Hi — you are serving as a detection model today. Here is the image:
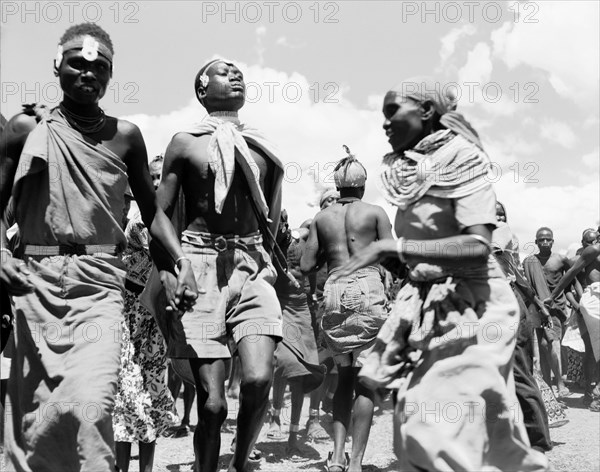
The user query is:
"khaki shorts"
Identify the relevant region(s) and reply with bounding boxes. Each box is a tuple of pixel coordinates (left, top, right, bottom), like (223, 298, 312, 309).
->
(166, 231, 282, 359)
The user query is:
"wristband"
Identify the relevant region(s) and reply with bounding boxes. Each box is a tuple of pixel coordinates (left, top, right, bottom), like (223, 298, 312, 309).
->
(396, 237, 406, 264)
(0, 248, 13, 258)
(175, 256, 191, 270)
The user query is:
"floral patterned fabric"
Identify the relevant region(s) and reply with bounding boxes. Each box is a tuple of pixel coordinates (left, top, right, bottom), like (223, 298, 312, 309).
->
(112, 213, 179, 443)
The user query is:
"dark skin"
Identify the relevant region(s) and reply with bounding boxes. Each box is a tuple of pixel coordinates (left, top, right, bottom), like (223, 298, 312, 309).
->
(0, 44, 197, 312)
(546, 241, 600, 392)
(156, 61, 278, 472)
(300, 187, 393, 472)
(547, 242, 600, 300)
(530, 228, 573, 393)
(301, 188, 393, 274)
(333, 93, 492, 279)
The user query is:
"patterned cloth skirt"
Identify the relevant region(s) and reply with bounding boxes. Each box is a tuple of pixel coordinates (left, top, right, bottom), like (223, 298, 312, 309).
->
(533, 369, 568, 428)
(112, 289, 179, 443)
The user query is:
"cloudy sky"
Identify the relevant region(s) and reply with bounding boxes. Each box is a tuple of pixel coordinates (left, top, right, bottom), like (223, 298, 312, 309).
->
(2, 1, 598, 255)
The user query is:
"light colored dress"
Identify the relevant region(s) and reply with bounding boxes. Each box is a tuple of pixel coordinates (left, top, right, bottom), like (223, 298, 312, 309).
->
(360, 129, 549, 471)
(112, 212, 178, 443)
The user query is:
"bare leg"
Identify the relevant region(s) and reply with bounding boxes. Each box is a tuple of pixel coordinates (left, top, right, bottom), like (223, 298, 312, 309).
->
(331, 364, 354, 467)
(268, 369, 285, 438)
(182, 381, 196, 427)
(229, 335, 276, 472)
(287, 379, 307, 457)
(347, 373, 375, 472)
(115, 441, 132, 472)
(537, 332, 552, 386)
(190, 358, 228, 472)
(227, 354, 242, 399)
(168, 365, 182, 402)
(551, 340, 568, 395)
(138, 441, 155, 472)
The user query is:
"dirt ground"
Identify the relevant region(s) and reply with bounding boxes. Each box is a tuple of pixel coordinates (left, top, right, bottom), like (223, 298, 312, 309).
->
(1, 386, 598, 471)
(134, 387, 598, 472)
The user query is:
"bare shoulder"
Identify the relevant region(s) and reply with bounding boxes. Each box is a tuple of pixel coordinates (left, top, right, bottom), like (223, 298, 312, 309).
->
(3, 112, 38, 143)
(114, 117, 143, 141)
(362, 201, 388, 216)
(166, 132, 211, 161)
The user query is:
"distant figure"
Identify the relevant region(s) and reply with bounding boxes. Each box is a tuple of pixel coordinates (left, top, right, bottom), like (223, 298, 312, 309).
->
(546, 231, 600, 412)
(523, 227, 573, 398)
(302, 147, 393, 472)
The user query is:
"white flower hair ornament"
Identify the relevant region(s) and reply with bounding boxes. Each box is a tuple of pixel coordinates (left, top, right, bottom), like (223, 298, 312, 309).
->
(81, 36, 100, 61)
(54, 45, 64, 71)
(199, 73, 210, 89)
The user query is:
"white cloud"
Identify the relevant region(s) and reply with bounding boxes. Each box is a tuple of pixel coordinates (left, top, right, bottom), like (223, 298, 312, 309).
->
(492, 1, 600, 107)
(540, 119, 577, 149)
(275, 36, 304, 49)
(457, 42, 493, 86)
(255, 26, 267, 66)
(438, 24, 477, 66)
(582, 149, 599, 171)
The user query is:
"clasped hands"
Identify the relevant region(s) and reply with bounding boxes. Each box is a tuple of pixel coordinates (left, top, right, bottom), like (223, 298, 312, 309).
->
(160, 259, 203, 318)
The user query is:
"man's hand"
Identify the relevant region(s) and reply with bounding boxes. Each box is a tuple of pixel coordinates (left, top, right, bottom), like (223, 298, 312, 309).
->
(160, 264, 201, 318)
(174, 260, 199, 312)
(331, 240, 393, 281)
(0, 255, 34, 296)
(538, 298, 553, 329)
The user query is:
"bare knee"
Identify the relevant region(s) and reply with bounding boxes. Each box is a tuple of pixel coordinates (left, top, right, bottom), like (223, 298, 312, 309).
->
(201, 397, 227, 425)
(241, 370, 272, 392)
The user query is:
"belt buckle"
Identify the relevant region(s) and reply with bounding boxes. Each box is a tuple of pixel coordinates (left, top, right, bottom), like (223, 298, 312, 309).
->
(214, 236, 228, 252)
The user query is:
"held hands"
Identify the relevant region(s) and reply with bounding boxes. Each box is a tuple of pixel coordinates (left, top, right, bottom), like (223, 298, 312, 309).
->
(0, 254, 34, 296)
(160, 259, 202, 318)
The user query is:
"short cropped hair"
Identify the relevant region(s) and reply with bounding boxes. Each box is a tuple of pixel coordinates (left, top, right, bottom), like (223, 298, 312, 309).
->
(59, 23, 114, 54)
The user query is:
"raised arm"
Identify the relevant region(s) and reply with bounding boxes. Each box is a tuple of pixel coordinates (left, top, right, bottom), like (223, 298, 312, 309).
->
(123, 124, 197, 312)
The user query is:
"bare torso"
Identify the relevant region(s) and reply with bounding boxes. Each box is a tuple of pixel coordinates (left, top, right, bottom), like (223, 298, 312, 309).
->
(582, 244, 600, 287)
(175, 133, 275, 235)
(314, 199, 387, 272)
(537, 252, 569, 284)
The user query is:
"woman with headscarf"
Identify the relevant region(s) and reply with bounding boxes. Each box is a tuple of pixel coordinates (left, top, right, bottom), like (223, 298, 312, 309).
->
(333, 78, 548, 471)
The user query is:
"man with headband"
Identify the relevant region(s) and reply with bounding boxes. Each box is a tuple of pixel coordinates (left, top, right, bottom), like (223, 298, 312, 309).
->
(333, 78, 548, 470)
(0, 23, 197, 471)
(301, 147, 393, 472)
(142, 58, 284, 472)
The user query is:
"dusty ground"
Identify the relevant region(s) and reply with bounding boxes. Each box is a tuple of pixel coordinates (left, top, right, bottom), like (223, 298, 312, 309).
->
(136, 387, 598, 472)
(1, 387, 598, 471)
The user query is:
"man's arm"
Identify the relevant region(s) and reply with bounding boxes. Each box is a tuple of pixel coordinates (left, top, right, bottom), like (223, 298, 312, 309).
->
(523, 256, 552, 299)
(0, 114, 36, 295)
(122, 124, 197, 311)
(300, 217, 321, 274)
(547, 245, 600, 302)
(376, 207, 394, 241)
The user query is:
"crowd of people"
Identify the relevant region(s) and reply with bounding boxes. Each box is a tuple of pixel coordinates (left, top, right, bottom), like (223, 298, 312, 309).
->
(0, 22, 598, 472)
